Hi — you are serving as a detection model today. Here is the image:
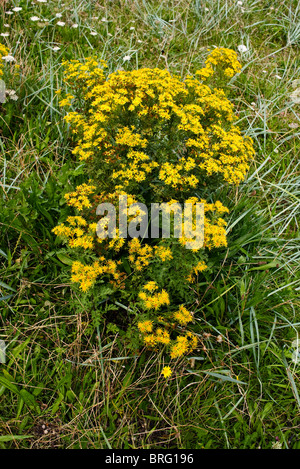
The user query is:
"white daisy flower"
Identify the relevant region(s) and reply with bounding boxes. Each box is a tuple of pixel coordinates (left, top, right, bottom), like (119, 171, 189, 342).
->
(56, 21, 65, 26)
(130, 26, 135, 30)
(123, 55, 131, 61)
(0, 33, 9, 37)
(237, 44, 248, 53)
(2, 55, 15, 62)
(71, 24, 78, 28)
(37, 0, 48, 2)
(30, 16, 40, 21)
(52, 46, 61, 51)
(90, 31, 98, 36)
(237, 1, 243, 5)
(137, 40, 143, 43)
(6, 11, 13, 15)
(4, 24, 10, 27)
(12, 7, 22, 12)
(55, 13, 63, 18)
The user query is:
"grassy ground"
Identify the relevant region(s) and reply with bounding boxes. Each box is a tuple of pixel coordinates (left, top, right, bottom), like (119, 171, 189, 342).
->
(0, 0, 299, 449)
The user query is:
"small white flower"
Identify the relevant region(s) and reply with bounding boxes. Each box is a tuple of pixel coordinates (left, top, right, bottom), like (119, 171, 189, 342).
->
(52, 46, 61, 51)
(205, 7, 209, 11)
(6, 11, 13, 15)
(6, 89, 18, 100)
(71, 23, 78, 28)
(90, 31, 98, 36)
(271, 441, 282, 450)
(237, 1, 243, 5)
(12, 7, 22, 12)
(101, 17, 107, 22)
(37, 0, 48, 2)
(4, 24, 10, 27)
(262, 70, 267, 73)
(55, 13, 63, 18)
(237, 44, 248, 53)
(130, 26, 135, 30)
(137, 40, 143, 43)
(2, 55, 15, 62)
(0, 33, 9, 37)
(30, 16, 40, 21)
(56, 21, 65, 26)
(92, 16, 99, 20)
(123, 55, 131, 61)
(274, 74, 282, 79)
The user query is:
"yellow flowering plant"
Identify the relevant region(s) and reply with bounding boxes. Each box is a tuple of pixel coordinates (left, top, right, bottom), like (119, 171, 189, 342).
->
(0, 43, 9, 77)
(53, 48, 255, 365)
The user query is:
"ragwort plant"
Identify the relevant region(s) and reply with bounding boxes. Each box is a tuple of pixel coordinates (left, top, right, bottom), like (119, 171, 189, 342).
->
(53, 48, 255, 371)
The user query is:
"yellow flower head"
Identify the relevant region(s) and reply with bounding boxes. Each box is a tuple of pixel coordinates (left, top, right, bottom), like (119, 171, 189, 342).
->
(161, 366, 172, 378)
(137, 320, 153, 334)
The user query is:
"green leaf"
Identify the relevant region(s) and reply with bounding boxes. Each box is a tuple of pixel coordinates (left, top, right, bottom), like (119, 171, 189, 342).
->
(0, 435, 33, 442)
(0, 375, 20, 395)
(249, 261, 279, 271)
(51, 392, 64, 415)
(20, 389, 41, 413)
(187, 370, 247, 385)
(56, 253, 74, 265)
(0, 294, 13, 302)
(0, 281, 16, 293)
(0, 249, 8, 259)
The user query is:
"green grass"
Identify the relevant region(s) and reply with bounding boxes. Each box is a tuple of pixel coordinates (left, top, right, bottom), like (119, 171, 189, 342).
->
(0, 0, 299, 449)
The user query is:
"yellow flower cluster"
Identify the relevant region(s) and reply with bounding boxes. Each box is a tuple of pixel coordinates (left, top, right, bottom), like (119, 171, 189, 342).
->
(64, 182, 96, 211)
(196, 47, 242, 80)
(170, 333, 198, 359)
(52, 216, 96, 250)
(186, 260, 208, 283)
(128, 238, 173, 271)
(176, 198, 229, 251)
(138, 283, 170, 310)
(112, 150, 159, 186)
(137, 320, 154, 334)
(138, 312, 198, 360)
(71, 258, 122, 292)
(141, 327, 172, 347)
(61, 56, 107, 93)
(138, 301, 196, 350)
(0, 43, 9, 76)
(60, 49, 254, 186)
(173, 305, 194, 325)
